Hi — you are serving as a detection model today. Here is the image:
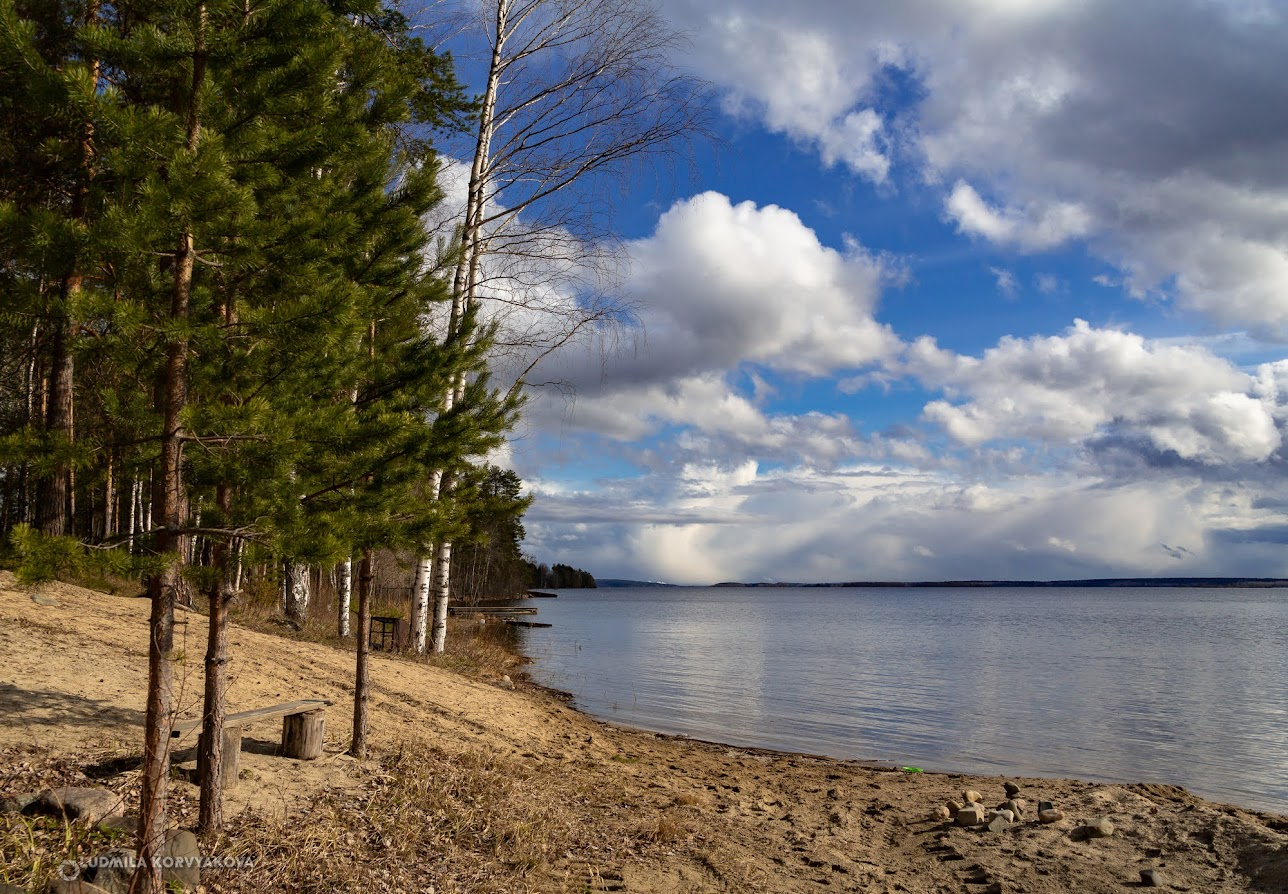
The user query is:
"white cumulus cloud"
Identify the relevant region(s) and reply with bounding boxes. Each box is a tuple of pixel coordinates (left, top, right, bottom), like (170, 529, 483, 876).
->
(904, 320, 1282, 464)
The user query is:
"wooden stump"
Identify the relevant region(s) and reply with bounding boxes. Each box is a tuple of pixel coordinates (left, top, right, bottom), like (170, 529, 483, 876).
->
(282, 709, 325, 759)
(198, 725, 242, 791)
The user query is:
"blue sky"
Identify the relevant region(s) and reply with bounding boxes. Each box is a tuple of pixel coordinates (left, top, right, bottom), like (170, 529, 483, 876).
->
(438, 0, 1288, 584)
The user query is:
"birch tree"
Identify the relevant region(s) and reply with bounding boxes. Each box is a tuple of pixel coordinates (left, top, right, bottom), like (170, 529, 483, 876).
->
(417, 0, 708, 652)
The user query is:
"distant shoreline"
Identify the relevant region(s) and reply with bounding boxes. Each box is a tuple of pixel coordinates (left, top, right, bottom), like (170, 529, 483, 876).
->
(598, 577, 1288, 589)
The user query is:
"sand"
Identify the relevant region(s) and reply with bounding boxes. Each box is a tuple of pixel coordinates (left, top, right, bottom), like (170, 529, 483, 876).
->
(2, 571, 1286, 893)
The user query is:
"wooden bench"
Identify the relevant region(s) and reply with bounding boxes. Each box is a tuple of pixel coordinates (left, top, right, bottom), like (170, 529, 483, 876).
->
(171, 699, 332, 790)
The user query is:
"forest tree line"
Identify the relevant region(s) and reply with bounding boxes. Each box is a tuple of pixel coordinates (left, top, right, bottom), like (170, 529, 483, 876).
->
(527, 560, 596, 589)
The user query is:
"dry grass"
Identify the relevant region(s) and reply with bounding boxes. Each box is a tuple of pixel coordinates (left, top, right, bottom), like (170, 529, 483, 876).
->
(2, 739, 670, 894)
(644, 811, 686, 846)
(672, 792, 705, 808)
(198, 742, 648, 893)
(0, 811, 127, 890)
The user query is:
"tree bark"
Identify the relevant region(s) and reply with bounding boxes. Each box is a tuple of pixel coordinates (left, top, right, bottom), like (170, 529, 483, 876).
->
(197, 483, 234, 835)
(282, 710, 324, 760)
(336, 556, 352, 638)
(34, 314, 74, 536)
(430, 516, 453, 654)
(350, 550, 373, 758)
(409, 552, 432, 653)
(101, 452, 114, 541)
(285, 562, 310, 628)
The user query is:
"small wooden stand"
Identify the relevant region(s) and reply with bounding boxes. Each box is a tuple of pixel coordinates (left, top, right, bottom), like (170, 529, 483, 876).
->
(197, 726, 243, 790)
(282, 709, 325, 760)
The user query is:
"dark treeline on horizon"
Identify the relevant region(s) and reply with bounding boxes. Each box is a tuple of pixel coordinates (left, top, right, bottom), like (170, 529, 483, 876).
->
(526, 561, 596, 589)
(710, 578, 1288, 589)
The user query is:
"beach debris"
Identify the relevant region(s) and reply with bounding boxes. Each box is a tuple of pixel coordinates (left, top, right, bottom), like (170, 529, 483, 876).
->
(1140, 868, 1166, 887)
(1004, 781, 1022, 797)
(901, 766, 923, 773)
(1038, 808, 1064, 824)
(956, 803, 988, 826)
(499, 675, 516, 690)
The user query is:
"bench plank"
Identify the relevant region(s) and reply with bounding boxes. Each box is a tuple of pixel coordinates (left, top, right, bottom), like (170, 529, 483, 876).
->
(171, 699, 333, 737)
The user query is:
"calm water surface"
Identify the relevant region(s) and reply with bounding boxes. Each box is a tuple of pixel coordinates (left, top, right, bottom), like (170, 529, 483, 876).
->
(520, 587, 1288, 815)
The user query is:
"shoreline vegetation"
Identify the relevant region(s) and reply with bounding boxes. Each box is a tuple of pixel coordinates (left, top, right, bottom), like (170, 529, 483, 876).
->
(3, 572, 1287, 893)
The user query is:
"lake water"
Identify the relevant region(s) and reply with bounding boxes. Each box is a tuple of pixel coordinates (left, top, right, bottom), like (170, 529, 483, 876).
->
(520, 586, 1288, 815)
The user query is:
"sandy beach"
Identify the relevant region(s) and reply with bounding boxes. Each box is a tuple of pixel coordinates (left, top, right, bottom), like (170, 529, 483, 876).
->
(2, 572, 1285, 893)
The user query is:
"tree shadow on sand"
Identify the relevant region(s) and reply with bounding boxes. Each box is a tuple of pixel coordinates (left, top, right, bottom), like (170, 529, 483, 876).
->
(0, 682, 145, 741)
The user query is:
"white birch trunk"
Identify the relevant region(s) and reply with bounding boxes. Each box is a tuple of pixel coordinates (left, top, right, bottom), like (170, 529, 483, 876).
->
(231, 540, 243, 594)
(127, 478, 139, 553)
(430, 535, 453, 654)
(409, 553, 432, 653)
(337, 556, 353, 638)
(429, 2, 506, 652)
(285, 562, 310, 628)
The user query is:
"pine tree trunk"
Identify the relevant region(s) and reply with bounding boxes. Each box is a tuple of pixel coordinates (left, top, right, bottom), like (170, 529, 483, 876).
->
(350, 550, 373, 758)
(34, 305, 74, 536)
(137, 8, 203, 890)
(197, 484, 234, 835)
(101, 452, 114, 541)
(337, 556, 352, 638)
(136, 231, 191, 894)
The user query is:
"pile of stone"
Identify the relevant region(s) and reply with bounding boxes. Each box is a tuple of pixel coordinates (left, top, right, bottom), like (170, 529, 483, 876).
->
(929, 781, 1166, 887)
(1, 785, 200, 894)
(934, 781, 1090, 833)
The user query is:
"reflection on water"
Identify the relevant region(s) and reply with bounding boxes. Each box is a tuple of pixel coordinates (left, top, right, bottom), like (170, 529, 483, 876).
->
(521, 587, 1288, 815)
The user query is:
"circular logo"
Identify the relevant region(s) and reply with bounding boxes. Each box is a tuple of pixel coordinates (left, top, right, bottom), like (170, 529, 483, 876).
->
(57, 861, 80, 881)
